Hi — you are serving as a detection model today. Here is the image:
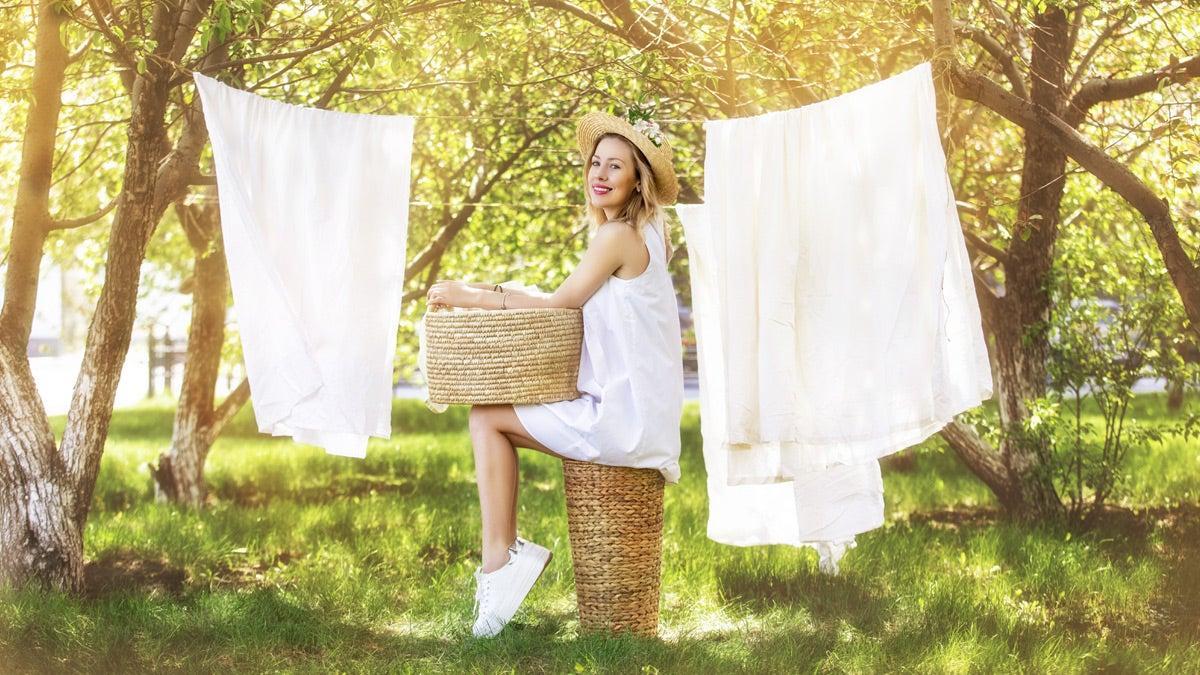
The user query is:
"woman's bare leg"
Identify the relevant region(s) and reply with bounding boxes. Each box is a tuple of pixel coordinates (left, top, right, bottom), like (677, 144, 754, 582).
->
(468, 404, 566, 573)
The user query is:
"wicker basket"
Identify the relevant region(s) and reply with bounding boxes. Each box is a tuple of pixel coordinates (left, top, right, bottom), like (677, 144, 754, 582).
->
(422, 307, 583, 405)
(562, 459, 665, 637)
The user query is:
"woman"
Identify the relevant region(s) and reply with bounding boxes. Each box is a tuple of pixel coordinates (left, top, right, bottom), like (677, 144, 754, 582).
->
(426, 110, 684, 638)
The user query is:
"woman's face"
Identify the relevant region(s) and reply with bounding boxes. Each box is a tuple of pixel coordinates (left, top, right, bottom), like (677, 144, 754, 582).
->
(587, 135, 638, 214)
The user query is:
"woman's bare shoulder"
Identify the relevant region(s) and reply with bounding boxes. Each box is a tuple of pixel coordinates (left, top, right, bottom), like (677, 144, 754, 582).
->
(598, 218, 636, 231)
(594, 220, 642, 248)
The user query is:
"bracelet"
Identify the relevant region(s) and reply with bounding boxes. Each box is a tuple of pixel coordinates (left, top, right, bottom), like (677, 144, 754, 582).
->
(493, 283, 503, 293)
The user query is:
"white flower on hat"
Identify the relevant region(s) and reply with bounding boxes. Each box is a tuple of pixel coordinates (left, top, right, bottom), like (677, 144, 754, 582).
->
(631, 118, 664, 147)
(626, 103, 665, 148)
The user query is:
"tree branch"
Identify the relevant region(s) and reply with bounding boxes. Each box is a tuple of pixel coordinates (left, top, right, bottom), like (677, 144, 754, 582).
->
(203, 377, 250, 445)
(83, 0, 137, 69)
(955, 22, 1028, 100)
(931, 1, 1200, 339)
(1067, 54, 1200, 126)
(47, 193, 120, 231)
(963, 228, 1011, 266)
(529, 0, 621, 36)
(403, 105, 581, 284)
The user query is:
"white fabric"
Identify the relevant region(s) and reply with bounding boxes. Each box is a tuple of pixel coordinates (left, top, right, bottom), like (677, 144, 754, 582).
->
(193, 73, 414, 458)
(678, 61, 993, 573)
(514, 221, 684, 483)
(679, 203, 881, 574)
(698, 61, 992, 482)
(416, 280, 546, 414)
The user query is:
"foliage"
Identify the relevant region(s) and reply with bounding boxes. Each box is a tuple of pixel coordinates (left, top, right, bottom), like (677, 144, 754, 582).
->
(1007, 197, 1200, 526)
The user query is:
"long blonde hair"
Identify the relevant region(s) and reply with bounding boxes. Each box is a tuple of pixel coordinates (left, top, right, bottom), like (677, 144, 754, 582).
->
(582, 133, 674, 262)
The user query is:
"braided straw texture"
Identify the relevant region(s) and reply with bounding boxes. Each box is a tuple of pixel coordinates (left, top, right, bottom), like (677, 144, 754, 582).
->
(423, 307, 583, 404)
(562, 458, 665, 636)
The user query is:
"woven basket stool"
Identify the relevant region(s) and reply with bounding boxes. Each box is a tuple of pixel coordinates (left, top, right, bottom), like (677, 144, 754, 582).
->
(562, 459, 665, 637)
(422, 307, 583, 405)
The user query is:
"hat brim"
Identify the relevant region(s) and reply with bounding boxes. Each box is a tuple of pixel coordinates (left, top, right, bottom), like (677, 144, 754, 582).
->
(576, 111, 679, 205)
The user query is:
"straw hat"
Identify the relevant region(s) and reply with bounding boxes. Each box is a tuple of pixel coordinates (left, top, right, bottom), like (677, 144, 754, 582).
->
(576, 110, 679, 205)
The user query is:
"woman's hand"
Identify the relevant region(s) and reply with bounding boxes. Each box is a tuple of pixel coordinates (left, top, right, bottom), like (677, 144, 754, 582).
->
(427, 279, 482, 308)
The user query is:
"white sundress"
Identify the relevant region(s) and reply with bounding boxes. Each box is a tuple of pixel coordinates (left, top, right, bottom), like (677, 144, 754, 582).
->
(514, 220, 684, 483)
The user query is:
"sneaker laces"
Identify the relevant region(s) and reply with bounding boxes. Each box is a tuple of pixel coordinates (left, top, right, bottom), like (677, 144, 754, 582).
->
(472, 545, 518, 620)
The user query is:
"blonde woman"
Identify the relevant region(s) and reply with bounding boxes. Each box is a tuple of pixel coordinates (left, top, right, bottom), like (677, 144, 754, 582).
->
(426, 110, 684, 637)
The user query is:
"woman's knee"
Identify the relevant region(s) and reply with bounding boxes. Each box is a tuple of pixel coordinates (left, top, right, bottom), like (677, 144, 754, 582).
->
(468, 405, 503, 439)
(468, 405, 487, 436)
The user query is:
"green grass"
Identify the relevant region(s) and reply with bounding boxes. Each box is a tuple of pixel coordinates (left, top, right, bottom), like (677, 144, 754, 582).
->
(1, 394, 1198, 672)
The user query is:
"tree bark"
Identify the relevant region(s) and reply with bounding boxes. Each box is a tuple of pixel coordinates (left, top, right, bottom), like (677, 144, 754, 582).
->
(0, 0, 85, 593)
(58, 78, 177, 532)
(0, 0, 207, 592)
(933, 4, 1068, 519)
(55, 1, 211, 535)
(0, 337, 83, 592)
(150, 201, 229, 507)
(988, 6, 1070, 519)
(0, 0, 67, 347)
(932, 0, 1200, 520)
(932, 13, 1200, 339)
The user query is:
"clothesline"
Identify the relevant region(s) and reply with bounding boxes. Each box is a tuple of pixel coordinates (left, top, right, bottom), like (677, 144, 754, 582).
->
(408, 115, 707, 123)
(409, 201, 697, 209)
(401, 98, 1197, 120)
(189, 195, 698, 209)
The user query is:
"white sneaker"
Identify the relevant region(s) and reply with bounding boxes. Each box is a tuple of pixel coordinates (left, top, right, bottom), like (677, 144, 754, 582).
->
(471, 536, 552, 638)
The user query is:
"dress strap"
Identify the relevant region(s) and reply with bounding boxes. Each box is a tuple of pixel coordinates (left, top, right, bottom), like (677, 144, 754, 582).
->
(648, 223, 667, 260)
(643, 221, 664, 262)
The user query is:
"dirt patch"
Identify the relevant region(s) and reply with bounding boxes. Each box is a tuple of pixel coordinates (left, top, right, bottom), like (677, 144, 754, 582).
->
(207, 549, 304, 588)
(83, 550, 187, 599)
(904, 506, 1003, 529)
(880, 449, 920, 473)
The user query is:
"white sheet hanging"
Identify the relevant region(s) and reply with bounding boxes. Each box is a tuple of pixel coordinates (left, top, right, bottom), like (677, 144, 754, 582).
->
(679, 203, 883, 575)
(697, 61, 992, 483)
(193, 73, 415, 458)
(679, 62, 993, 573)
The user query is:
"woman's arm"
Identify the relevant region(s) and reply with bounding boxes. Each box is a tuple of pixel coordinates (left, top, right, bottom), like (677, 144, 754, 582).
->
(430, 223, 632, 310)
(465, 281, 550, 299)
(538, 222, 633, 308)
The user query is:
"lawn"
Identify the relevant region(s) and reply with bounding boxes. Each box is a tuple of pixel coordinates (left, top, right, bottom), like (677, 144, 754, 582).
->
(1, 395, 1198, 672)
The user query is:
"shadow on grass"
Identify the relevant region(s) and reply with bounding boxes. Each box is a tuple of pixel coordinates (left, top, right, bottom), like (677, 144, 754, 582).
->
(208, 450, 480, 508)
(716, 502, 1200, 651)
(83, 548, 311, 597)
(716, 562, 889, 634)
(4, 583, 454, 673)
(84, 549, 188, 599)
(1142, 503, 1200, 640)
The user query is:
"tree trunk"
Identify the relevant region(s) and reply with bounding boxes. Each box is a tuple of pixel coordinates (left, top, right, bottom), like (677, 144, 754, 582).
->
(0, 337, 83, 592)
(0, 0, 85, 592)
(58, 69, 177, 532)
(1166, 379, 1185, 413)
(932, 3, 1070, 520)
(150, 201, 229, 507)
(984, 7, 1071, 520)
(0, 0, 206, 592)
